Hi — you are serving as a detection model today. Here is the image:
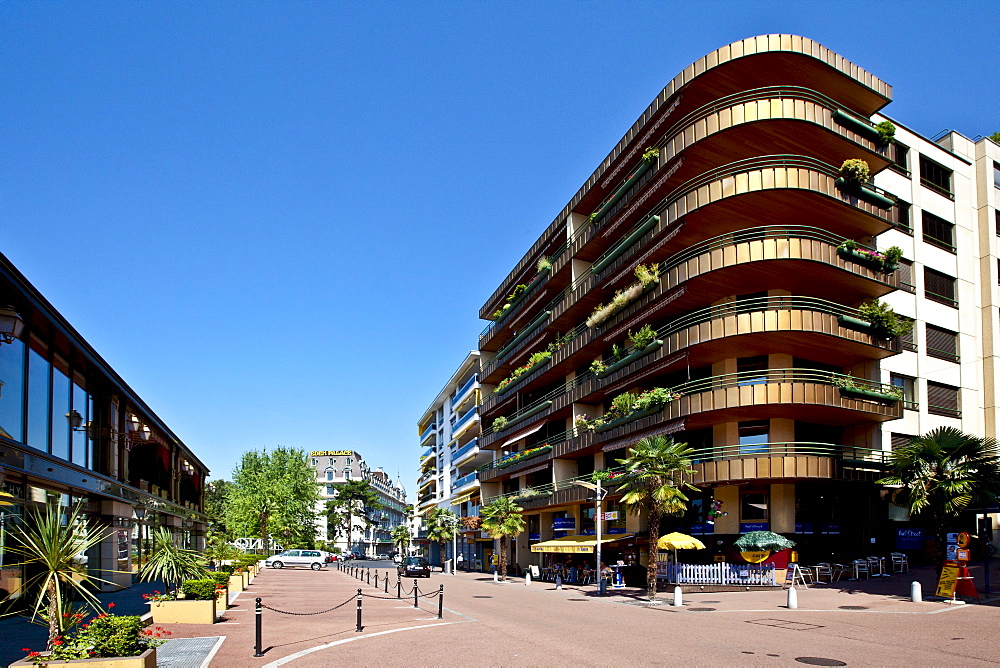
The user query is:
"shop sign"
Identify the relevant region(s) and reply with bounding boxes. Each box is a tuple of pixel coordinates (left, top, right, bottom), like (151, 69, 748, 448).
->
(598, 512, 619, 521)
(689, 523, 712, 534)
(935, 561, 960, 598)
(607, 527, 626, 534)
(529, 533, 541, 541)
(895, 528, 923, 550)
(580, 529, 595, 535)
(740, 522, 768, 532)
(553, 518, 575, 531)
(310, 450, 354, 457)
(794, 522, 814, 533)
(823, 523, 841, 534)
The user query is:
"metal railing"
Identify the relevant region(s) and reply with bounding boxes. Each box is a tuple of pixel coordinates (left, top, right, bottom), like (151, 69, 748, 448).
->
(419, 424, 436, 442)
(452, 438, 479, 462)
(451, 406, 478, 432)
(483, 466, 630, 503)
(452, 471, 478, 489)
(451, 375, 478, 406)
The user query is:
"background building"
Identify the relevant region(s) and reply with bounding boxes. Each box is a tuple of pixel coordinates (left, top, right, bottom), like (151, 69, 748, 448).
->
(0, 251, 209, 593)
(309, 449, 407, 557)
(425, 35, 999, 576)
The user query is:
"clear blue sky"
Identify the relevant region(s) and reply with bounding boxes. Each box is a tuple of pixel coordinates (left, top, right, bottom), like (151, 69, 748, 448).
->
(2, 1, 997, 493)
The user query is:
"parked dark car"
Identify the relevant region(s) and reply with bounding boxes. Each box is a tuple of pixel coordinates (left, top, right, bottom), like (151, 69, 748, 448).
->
(397, 556, 430, 578)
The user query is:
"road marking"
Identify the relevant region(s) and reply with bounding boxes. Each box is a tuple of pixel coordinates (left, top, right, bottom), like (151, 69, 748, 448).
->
(200, 636, 226, 668)
(262, 621, 463, 667)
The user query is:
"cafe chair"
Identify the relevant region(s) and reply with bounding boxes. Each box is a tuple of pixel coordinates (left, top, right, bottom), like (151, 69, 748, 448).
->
(890, 552, 909, 573)
(851, 559, 870, 580)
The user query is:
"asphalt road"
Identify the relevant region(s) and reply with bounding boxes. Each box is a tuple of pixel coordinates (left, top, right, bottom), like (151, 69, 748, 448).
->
(161, 562, 1000, 666)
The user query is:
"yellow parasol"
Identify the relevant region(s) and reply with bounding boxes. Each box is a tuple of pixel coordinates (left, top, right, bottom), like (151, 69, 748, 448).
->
(657, 532, 706, 550)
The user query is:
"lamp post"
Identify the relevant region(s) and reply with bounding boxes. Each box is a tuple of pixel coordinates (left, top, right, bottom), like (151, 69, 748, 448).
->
(572, 478, 608, 592)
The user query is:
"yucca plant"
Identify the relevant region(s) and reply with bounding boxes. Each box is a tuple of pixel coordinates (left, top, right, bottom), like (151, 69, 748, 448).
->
(6, 502, 111, 648)
(138, 526, 207, 592)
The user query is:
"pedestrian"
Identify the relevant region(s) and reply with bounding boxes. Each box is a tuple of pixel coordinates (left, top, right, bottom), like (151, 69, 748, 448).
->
(457, 553, 465, 571)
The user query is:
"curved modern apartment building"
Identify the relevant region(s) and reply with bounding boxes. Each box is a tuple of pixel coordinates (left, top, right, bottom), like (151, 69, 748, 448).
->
(467, 35, 1000, 569)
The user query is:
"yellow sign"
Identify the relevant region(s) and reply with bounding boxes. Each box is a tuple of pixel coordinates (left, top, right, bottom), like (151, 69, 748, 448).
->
(935, 562, 959, 598)
(957, 532, 971, 548)
(310, 450, 353, 457)
(740, 550, 771, 563)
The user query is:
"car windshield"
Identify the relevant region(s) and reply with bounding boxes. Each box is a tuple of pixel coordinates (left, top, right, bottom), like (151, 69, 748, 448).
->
(405, 557, 428, 566)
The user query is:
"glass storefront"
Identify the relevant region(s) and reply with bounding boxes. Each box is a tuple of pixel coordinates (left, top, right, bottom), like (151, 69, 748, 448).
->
(0, 337, 24, 442)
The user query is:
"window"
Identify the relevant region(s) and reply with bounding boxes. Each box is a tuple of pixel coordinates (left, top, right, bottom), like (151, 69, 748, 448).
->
(891, 433, 916, 450)
(890, 374, 916, 409)
(899, 316, 917, 352)
(922, 211, 955, 252)
(737, 355, 768, 386)
(26, 345, 50, 452)
(740, 492, 768, 521)
(898, 259, 915, 294)
(326, 485, 335, 495)
(927, 381, 960, 418)
(890, 142, 909, 175)
(925, 324, 959, 362)
(995, 209, 999, 236)
(325, 469, 334, 481)
(894, 200, 912, 234)
(994, 162, 1000, 190)
(919, 155, 953, 199)
(738, 420, 769, 454)
(924, 267, 957, 307)
(0, 336, 25, 442)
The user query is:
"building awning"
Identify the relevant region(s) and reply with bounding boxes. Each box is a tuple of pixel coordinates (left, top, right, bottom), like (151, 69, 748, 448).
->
(450, 491, 476, 505)
(530, 534, 635, 553)
(499, 422, 545, 449)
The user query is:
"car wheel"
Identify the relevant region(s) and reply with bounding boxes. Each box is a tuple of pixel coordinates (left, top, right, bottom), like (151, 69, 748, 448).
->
(272, 561, 283, 569)
(311, 562, 322, 571)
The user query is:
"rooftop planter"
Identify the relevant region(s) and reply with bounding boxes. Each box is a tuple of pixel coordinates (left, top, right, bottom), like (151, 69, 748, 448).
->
(586, 264, 660, 329)
(492, 400, 553, 433)
(591, 215, 660, 274)
(495, 444, 553, 469)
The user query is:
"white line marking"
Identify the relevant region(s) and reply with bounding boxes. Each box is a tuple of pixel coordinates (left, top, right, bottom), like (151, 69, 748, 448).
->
(200, 636, 226, 668)
(262, 621, 461, 667)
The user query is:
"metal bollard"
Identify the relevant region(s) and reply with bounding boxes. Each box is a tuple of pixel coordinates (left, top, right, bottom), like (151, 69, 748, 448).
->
(253, 597, 264, 657)
(366, 568, 370, 585)
(555, 574, 562, 590)
(355, 589, 363, 632)
(397, 574, 402, 599)
(911, 580, 922, 603)
(438, 584, 444, 619)
(413, 579, 419, 609)
(787, 586, 798, 609)
(525, 571, 531, 586)
(385, 571, 389, 593)
(374, 571, 379, 589)
(673, 585, 683, 607)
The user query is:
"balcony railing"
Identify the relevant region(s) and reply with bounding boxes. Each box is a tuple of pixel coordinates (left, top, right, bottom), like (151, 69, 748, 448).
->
(452, 438, 479, 462)
(419, 424, 436, 442)
(421, 447, 434, 460)
(453, 471, 479, 489)
(452, 374, 478, 406)
(451, 406, 478, 433)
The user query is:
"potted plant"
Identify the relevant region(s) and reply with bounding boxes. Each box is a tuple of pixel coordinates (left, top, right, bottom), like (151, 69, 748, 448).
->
(586, 264, 660, 328)
(833, 375, 903, 403)
(836, 159, 895, 209)
(208, 571, 230, 611)
(12, 607, 168, 668)
(857, 300, 913, 339)
(147, 578, 218, 625)
(875, 120, 896, 147)
(138, 526, 208, 598)
(837, 240, 903, 273)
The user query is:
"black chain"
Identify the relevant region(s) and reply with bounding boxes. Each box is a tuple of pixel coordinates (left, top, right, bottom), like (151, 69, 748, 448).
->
(259, 594, 356, 616)
(359, 592, 400, 600)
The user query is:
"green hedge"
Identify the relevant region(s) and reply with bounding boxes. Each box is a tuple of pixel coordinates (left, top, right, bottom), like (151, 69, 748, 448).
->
(182, 578, 218, 601)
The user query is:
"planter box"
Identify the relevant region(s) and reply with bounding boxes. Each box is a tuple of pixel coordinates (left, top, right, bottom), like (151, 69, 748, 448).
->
(495, 445, 553, 469)
(494, 310, 552, 360)
(228, 574, 244, 592)
(592, 215, 660, 274)
(836, 315, 873, 332)
(595, 405, 663, 433)
(494, 268, 550, 325)
(9, 649, 156, 668)
(597, 340, 663, 378)
(495, 358, 550, 396)
(498, 400, 553, 432)
(150, 598, 217, 625)
(215, 586, 229, 611)
(838, 386, 900, 403)
(832, 109, 882, 143)
(835, 178, 894, 209)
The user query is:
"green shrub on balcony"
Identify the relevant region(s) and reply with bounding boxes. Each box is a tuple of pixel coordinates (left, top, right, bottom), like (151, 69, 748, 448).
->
(833, 376, 903, 402)
(492, 416, 508, 431)
(858, 300, 913, 339)
(537, 256, 552, 272)
(875, 121, 896, 147)
(576, 386, 681, 432)
(586, 263, 660, 328)
(837, 240, 903, 273)
(494, 444, 553, 469)
(839, 159, 870, 185)
(494, 350, 552, 394)
(641, 147, 660, 164)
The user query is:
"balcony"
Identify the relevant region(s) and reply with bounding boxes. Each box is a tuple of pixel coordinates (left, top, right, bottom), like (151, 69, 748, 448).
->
(452, 438, 480, 465)
(420, 423, 436, 443)
(452, 374, 478, 408)
(689, 441, 889, 484)
(452, 471, 479, 491)
(420, 447, 435, 463)
(451, 406, 478, 435)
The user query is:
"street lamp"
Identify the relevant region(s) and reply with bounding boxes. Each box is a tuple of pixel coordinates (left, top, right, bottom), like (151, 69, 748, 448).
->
(573, 478, 608, 593)
(0, 306, 25, 345)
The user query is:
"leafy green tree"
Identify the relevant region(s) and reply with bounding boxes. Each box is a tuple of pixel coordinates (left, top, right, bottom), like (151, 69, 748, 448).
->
(878, 427, 1000, 565)
(425, 508, 458, 567)
(480, 496, 526, 581)
(5, 503, 109, 648)
(988, 131, 1000, 144)
(617, 435, 696, 600)
(204, 480, 232, 539)
(327, 480, 383, 554)
(225, 447, 319, 548)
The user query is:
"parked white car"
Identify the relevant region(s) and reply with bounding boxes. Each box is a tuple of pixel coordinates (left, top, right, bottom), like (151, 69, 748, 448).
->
(264, 549, 327, 570)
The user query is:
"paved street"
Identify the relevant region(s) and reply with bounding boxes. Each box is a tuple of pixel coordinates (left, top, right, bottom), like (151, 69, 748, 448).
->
(150, 559, 1000, 667)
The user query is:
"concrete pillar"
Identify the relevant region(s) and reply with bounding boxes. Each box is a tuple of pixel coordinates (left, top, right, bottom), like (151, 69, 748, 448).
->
(552, 458, 578, 484)
(770, 483, 795, 534)
(713, 486, 740, 534)
(97, 501, 132, 591)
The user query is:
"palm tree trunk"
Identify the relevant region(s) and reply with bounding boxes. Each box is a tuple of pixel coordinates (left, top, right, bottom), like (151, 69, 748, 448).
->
(647, 501, 661, 600)
(46, 579, 60, 648)
(498, 536, 508, 582)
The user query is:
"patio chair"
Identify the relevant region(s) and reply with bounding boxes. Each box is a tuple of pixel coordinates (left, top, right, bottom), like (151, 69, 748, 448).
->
(813, 563, 833, 583)
(831, 563, 849, 582)
(786, 563, 812, 588)
(866, 556, 885, 577)
(890, 552, 909, 573)
(851, 559, 869, 579)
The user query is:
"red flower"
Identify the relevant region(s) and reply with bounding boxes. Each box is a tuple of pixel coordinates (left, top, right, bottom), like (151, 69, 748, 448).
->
(53, 640, 63, 646)
(21, 649, 30, 652)
(28, 652, 40, 658)
(107, 603, 115, 608)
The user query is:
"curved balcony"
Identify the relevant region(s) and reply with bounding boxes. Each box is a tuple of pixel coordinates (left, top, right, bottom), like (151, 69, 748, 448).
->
(481, 226, 898, 395)
(688, 441, 889, 485)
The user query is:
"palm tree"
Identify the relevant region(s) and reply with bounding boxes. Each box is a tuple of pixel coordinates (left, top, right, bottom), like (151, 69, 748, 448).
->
(138, 526, 208, 592)
(7, 502, 110, 648)
(479, 495, 526, 581)
(878, 427, 1000, 565)
(424, 508, 458, 569)
(617, 435, 696, 600)
(391, 525, 412, 556)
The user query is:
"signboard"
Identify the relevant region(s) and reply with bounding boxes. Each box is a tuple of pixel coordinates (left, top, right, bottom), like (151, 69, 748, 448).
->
(795, 522, 814, 534)
(599, 512, 619, 521)
(955, 548, 971, 562)
(946, 544, 958, 560)
(935, 561, 960, 598)
(956, 532, 971, 548)
(741, 550, 770, 563)
(553, 518, 575, 531)
(741, 522, 769, 532)
(310, 450, 354, 457)
(689, 523, 712, 534)
(529, 533, 541, 541)
(946, 532, 959, 544)
(896, 528, 923, 550)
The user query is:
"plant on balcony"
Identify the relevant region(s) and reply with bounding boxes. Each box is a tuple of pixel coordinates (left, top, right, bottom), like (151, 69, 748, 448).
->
(858, 299, 913, 339)
(577, 386, 681, 431)
(461, 516, 482, 530)
(516, 487, 548, 501)
(641, 147, 660, 164)
(833, 375, 903, 400)
(628, 324, 657, 350)
(537, 256, 552, 272)
(589, 358, 608, 375)
(839, 159, 870, 185)
(837, 240, 903, 273)
(494, 350, 552, 394)
(491, 416, 508, 432)
(875, 121, 896, 147)
(591, 469, 635, 485)
(492, 263, 552, 320)
(586, 263, 660, 328)
(494, 444, 553, 469)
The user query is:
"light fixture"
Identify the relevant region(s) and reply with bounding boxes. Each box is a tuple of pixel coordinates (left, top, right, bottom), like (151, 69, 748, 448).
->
(0, 306, 25, 344)
(66, 410, 84, 431)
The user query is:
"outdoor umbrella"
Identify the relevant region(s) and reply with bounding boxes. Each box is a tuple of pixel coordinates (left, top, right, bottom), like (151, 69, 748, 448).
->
(657, 532, 706, 567)
(733, 530, 796, 552)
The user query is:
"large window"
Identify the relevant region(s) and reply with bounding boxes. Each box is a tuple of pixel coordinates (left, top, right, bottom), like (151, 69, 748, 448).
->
(890, 374, 917, 409)
(925, 324, 959, 362)
(50, 357, 71, 462)
(741, 492, 768, 521)
(894, 200, 912, 235)
(738, 420, 769, 454)
(737, 355, 768, 386)
(890, 142, 909, 175)
(919, 155, 953, 199)
(922, 211, 955, 252)
(924, 267, 957, 307)
(0, 337, 25, 441)
(26, 345, 50, 452)
(898, 259, 915, 294)
(927, 381, 960, 418)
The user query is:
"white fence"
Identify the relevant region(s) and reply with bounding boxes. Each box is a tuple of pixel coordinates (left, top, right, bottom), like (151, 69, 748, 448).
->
(658, 562, 776, 586)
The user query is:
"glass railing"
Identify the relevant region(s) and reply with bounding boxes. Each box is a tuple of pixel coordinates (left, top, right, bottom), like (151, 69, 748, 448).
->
(452, 438, 479, 461)
(453, 471, 478, 489)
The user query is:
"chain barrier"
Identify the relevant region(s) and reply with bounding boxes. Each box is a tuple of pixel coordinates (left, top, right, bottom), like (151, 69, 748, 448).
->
(359, 592, 401, 600)
(258, 594, 356, 616)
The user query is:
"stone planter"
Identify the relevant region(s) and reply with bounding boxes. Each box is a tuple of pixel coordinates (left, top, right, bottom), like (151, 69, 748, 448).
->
(228, 574, 244, 592)
(150, 598, 217, 625)
(215, 586, 229, 611)
(9, 649, 156, 668)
